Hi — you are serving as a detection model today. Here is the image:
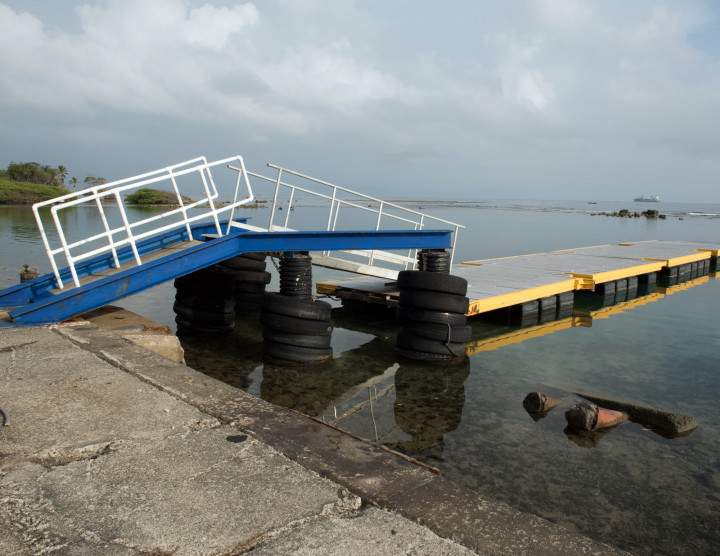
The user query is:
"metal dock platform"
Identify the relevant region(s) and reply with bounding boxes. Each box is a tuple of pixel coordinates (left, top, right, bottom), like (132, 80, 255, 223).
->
(317, 240, 720, 316)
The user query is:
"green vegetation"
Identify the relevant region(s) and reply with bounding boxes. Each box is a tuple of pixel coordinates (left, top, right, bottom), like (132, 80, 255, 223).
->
(125, 188, 192, 205)
(0, 177, 68, 204)
(0, 161, 107, 204)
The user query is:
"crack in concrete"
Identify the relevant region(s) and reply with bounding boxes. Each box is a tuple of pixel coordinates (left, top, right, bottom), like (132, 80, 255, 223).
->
(30, 441, 126, 469)
(230, 488, 363, 555)
(0, 341, 38, 354)
(180, 443, 252, 486)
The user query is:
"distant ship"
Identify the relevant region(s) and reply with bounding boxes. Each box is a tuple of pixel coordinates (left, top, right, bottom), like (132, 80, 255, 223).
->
(633, 195, 660, 203)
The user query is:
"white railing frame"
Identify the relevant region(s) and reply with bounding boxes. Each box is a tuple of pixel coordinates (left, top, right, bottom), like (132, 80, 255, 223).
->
(238, 164, 464, 271)
(33, 155, 254, 289)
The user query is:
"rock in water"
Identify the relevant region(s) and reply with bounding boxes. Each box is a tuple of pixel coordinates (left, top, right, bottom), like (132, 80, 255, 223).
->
(20, 264, 39, 283)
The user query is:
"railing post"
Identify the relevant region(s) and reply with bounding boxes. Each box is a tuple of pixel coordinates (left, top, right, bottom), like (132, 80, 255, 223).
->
(326, 188, 338, 231)
(284, 189, 295, 228)
(199, 167, 222, 236)
(51, 205, 80, 288)
(169, 172, 193, 241)
(450, 225, 460, 267)
(115, 190, 142, 267)
(95, 195, 120, 269)
(269, 168, 283, 231)
(33, 204, 63, 289)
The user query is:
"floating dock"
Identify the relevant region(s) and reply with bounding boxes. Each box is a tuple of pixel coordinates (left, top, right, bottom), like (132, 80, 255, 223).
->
(317, 240, 720, 318)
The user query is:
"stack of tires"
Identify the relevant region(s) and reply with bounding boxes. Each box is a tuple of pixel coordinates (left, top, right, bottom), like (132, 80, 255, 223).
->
(395, 270, 471, 361)
(278, 254, 313, 298)
(174, 265, 237, 332)
(260, 254, 334, 365)
(219, 252, 271, 312)
(417, 249, 451, 274)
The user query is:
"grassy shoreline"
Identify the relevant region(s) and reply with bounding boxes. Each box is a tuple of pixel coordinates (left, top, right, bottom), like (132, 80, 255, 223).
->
(0, 177, 68, 204)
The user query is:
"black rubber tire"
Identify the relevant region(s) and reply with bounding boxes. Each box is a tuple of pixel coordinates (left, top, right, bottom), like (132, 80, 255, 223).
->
(395, 347, 455, 361)
(262, 327, 332, 348)
(235, 302, 262, 312)
(235, 291, 265, 306)
(174, 295, 235, 313)
(173, 302, 235, 324)
(175, 316, 234, 332)
(175, 270, 236, 289)
(398, 290, 469, 314)
(280, 256, 312, 265)
(238, 252, 267, 261)
(260, 311, 334, 335)
(396, 306, 467, 326)
(397, 271, 467, 295)
(396, 330, 466, 356)
(402, 322, 472, 343)
(280, 271, 313, 280)
(233, 270, 272, 284)
(235, 281, 267, 294)
(263, 339, 332, 356)
(220, 257, 267, 271)
(261, 293, 331, 320)
(280, 274, 312, 287)
(175, 283, 235, 299)
(263, 342, 333, 365)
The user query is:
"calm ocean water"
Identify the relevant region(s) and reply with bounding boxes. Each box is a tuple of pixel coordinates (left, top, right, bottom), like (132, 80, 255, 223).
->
(2, 198, 719, 555)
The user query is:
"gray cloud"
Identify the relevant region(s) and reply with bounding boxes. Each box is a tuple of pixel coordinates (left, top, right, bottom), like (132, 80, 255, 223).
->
(1, 0, 719, 202)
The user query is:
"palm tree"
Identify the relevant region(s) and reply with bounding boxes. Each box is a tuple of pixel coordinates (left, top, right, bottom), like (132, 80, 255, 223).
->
(84, 175, 106, 188)
(70, 177, 78, 191)
(57, 165, 68, 187)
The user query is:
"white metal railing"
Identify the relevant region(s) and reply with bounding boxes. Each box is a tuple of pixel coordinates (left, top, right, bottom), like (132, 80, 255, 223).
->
(33, 155, 254, 289)
(231, 164, 465, 271)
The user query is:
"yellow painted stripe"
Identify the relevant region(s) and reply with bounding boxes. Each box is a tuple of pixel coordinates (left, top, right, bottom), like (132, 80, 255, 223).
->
(467, 279, 576, 315)
(643, 252, 710, 266)
(569, 261, 665, 285)
(656, 275, 709, 295)
(465, 316, 582, 356)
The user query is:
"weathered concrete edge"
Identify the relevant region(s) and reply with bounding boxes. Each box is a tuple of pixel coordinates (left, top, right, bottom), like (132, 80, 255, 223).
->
(54, 322, 628, 556)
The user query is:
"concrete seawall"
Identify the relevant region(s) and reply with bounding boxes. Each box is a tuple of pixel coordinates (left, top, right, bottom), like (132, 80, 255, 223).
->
(0, 320, 627, 554)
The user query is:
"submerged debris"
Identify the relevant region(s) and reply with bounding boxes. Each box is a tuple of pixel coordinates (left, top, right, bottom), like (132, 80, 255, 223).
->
(565, 402, 628, 432)
(522, 392, 562, 419)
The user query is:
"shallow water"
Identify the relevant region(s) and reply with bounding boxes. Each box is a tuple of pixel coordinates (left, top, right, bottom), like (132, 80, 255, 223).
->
(2, 200, 719, 554)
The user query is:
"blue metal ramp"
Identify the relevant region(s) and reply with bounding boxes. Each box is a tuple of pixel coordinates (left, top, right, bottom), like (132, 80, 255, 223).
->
(1, 155, 462, 327)
(0, 222, 451, 326)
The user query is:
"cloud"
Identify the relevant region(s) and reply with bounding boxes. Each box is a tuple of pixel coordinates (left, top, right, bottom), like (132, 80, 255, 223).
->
(1, 0, 720, 200)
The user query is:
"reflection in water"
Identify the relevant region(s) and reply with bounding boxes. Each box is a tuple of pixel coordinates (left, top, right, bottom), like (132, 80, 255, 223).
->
(262, 337, 394, 416)
(387, 357, 469, 465)
(563, 425, 616, 448)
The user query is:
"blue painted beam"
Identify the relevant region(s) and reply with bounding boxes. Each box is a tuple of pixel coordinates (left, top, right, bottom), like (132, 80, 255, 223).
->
(6, 228, 451, 325)
(0, 220, 236, 308)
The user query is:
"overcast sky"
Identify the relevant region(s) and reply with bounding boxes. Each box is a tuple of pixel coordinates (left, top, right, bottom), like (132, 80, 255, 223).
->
(1, 1, 719, 202)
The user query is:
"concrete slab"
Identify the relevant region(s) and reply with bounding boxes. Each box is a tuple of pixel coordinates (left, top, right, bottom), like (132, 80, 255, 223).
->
(0, 513, 29, 556)
(0, 326, 204, 458)
(250, 505, 476, 555)
(2, 427, 354, 554)
(74, 305, 185, 363)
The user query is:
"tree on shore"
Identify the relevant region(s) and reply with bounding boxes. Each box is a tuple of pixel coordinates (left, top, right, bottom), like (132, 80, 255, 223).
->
(83, 175, 106, 188)
(2, 162, 107, 194)
(4, 161, 72, 188)
(57, 165, 67, 187)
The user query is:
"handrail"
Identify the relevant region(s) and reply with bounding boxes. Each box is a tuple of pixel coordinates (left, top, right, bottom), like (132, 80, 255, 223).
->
(33, 155, 253, 289)
(239, 164, 464, 270)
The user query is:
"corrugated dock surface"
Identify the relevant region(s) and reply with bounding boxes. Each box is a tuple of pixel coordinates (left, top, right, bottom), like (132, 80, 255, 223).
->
(317, 240, 720, 316)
